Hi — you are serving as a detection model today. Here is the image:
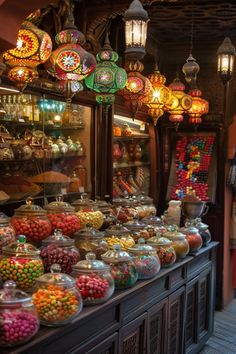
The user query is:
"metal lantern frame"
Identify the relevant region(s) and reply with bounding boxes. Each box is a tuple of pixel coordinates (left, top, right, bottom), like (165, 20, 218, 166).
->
(217, 37, 236, 85)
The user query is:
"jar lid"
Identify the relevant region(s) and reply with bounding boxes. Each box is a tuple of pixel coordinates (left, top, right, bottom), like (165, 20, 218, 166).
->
(2, 235, 40, 256)
(36, 264, 75, 287)
(15, 197, 46, 216)
(138, 193, 154, 205)
(112, 197, 129, 207)
(42, 229, 75, 246)
(101, 244, 132, 263)
(163, 226, 186, 240)
(180, 224, 200, 235)
(0, 281, 31, 305)
(194, 218, 208, 230)
(142, 216, 163, 226)
(44, 200, 75, 213)
(71, 193, 95, 210)
(105, 224, 130, 237)
(123, 219, 146, 231)
(128, 238, 157, 255)
(72, 252, 110, 272)
(74, 225, 104, 239)
(0, 212, 10, 225)
(147, 236, 172, 246)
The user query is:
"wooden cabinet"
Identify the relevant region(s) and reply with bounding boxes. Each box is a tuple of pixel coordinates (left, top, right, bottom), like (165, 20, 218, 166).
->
(119, 313, 147, 354)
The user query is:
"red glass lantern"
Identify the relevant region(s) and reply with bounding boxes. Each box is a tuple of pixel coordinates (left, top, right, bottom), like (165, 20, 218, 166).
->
(187, 88, 209, 124)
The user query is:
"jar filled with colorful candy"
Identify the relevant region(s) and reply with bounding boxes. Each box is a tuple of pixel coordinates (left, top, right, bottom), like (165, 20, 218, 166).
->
(71, 252, 114, 305)
(32, 264, 83, 326)
(128, 239, 160, 279)
(0, 235, 44, 291)
(146, 236, 176, 268)
(105, 224, 135, 251)
(163, 226, 189, 259)
(101, 245, 138, 289)
(0, 212, 15, 254)
(180, 223, 203, 253)
(72, 194, 104, 230)
(0, 280, 39, 347)
(123, 219, 150, 242)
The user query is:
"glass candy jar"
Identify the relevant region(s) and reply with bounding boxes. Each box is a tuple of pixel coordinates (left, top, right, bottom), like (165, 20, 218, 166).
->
(0, 235, 44, 291)
(138, 194, 157, 218)
(0, 212, 15, 254)
(105, 224, 135, 251)
(72, 194, 104, 230)
(101, 245, 138, 289)
(147, 236, 176, 268)
(123, 219, 150, 242)
(0, 281, 39, 347)
(44, 200, 80, 237)
(11, 198, 52, 245)
(74, 226, 108, 260)
(142, 216, 167, 236)
(113, 198, 137, 223)
(40, 229, 80, 274)
(180, 223, 203, 253)
(32, 264, 82, 326)
(96, 200, 117, 230)
(128, 239, 160, 279)
(163, 227, 189, 259)
(71, 252, 114, 305)
(194, 218, 211, 246)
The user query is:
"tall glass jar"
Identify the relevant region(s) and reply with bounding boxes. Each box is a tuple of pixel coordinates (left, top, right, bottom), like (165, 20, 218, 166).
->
(123, 219, 150, 242)
(0, 212, 15, 254)
(0, 235, 44, 291)
(72, 194, 104, 230)
(101, 245, 138, 289)
(163, 227, 189, 259)
(0, 281, 39, 347)
(180, 223, 203, 253)
(194, 218, 211, 246)
(11, 198, 52, 245)
(105, 224, 135, 251)
(40, 229, 80, 274)
(147, 236, 176, 268)
(71, 252, 114, 305)
(44, 200, 80, 237)
(128, 239, 160, 279)
(32, 264, 83, 326)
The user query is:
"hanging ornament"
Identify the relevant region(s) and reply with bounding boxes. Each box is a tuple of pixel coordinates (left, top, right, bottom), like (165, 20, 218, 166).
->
(143, 64, 172, 125)
(3, 19, 52, 90)
(187, 88, 209, 124)
(85, 33, 127, 107)
(119, 60, 152, 117)
(165, 76, 192, 124)
(182, 54, 200, 87)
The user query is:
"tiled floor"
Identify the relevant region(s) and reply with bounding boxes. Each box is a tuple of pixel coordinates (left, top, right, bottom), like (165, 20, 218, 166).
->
(200, 300, 236, 354)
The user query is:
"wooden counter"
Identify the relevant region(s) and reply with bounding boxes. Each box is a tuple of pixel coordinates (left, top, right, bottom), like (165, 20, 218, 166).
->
(2, 242, 218, 354)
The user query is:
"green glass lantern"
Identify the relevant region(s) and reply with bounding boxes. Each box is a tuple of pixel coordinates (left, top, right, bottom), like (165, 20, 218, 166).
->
(85, 33, 127, 106)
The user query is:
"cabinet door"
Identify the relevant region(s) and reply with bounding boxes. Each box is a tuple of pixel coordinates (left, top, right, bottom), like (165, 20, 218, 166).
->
(167, 286, 185, 354)
(119, 313, 147, 354)
(86, 333, 118, 354)
(147, 298, 168, 354)
(185, 276, 199, 352)
(198, 264, 213, 340)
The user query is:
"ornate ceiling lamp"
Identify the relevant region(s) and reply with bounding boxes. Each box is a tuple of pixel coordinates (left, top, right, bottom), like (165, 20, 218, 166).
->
(187, 88, 209, 124)
(3, 18, 52, 90)
(85, 33, 127, 107)
(119, 60, 152, 117)
(143, 64, 172, 125)
(217, 37, 236, 85)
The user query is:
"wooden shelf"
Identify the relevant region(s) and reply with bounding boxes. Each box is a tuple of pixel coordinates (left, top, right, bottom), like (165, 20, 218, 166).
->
(113, 135, 150, 141)
(0, 155, 86, 164)
(0, 120, 84, 130)
(113, 161, 150, 169)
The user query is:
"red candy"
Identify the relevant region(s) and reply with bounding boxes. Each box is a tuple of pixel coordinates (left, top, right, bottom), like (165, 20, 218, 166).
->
(11, 217, 52, 244)
(47, 213, 80, 236)
(76, 274, 110, 303)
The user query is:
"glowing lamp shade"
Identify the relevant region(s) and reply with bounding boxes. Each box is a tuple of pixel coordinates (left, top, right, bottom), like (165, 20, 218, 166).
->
(165, 76, 192, 124)
(85, 34, 127, 106)
(124, 0, 149, 61)
(217, 37, 236, 84)
(187, 88, 209, 124)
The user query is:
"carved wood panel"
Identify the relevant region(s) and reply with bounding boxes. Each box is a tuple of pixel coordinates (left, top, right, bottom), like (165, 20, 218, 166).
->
(119, 313, 147, 354)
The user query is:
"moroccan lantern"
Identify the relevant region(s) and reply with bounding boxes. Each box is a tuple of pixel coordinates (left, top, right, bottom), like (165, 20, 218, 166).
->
(85, 33, 127, 107)
(119, 60, 152, 117)
(187, 88, 209, 124)
(143, 65, 172, 125)
(165, 76, 192, 124)
(217, 37, 236, 85)
(182, 54, 200, 88)
(3, 20, 52, 90)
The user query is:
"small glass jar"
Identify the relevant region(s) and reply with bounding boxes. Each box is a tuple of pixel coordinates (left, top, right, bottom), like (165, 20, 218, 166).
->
(11, 198, 52, 245)
(96, 200, 117, 230)
(113, 198, 138, 223)
(44, 200, 80, 237)
(71, 252, 114, 305)
(0, 281, 39, 347)
(32, 264, 83, 326)
(128, 239, 160, 279)
(0, 212, 15, 254)
(0, 235, 44, 291)
(74, 226, 109, 260)
(163, 227, 189, 259)
(142, 216, 167, 235)
(147, 236, 176, 268)
(105, 224, 135, 251)
(194, 218, 211, 246)
(40, 229, 80, 274)
(180, 223, 203, 253)
(123, 219, 150, 242)
(101, 245, 138, 289)
(72, 194, 104, 230)
(138, 194, 157, 218)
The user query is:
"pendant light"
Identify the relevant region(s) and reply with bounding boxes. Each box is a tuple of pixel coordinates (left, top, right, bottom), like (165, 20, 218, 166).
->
(217, 37, 236, 85)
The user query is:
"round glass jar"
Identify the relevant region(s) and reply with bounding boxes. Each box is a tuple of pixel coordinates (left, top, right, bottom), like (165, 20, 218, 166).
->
(194, 218, 211, 246)
(163, 227, 190, 259)
(101, 245, 138, 289)
(105, 224, 135, 251)
(0, 235, 44, 291)
(96, 200, 117, 230)
(138, 194, 157, 218)
(74, 226, 109, 260)
(113, 198, 138, 223)
(0, 212, 15, 254)
(142, 216, 167, 236)
(40, 229, 80, 274)
(72, 194, 104, 230)
(32, 264, 83, 326)
(11, 198, 52, 245)
(44, 200, 80, 237)
(0, 281, 39, 347)
(128, 239, 160, 279)
(123, 219, 150, 242)
(180, 223, 203, 253)
(71, 252, 114, 305)
(147, 236, 176, 268)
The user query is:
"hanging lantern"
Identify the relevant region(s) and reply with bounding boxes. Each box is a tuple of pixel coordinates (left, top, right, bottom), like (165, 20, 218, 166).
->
(124, 0, 149, 61)
(187, 88, 209, 124)
(85, 33, 127, 107)
(165, 76, 192, 124)
(3, 20, 52, 90)
(143, 65, 172, 125)
(217, 37, 236, 85)
(119, 60, 152, 117)
(182, 54, 200, 88)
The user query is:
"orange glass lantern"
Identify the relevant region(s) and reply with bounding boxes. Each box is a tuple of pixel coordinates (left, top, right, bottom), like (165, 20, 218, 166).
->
(187, 88, 209, 124)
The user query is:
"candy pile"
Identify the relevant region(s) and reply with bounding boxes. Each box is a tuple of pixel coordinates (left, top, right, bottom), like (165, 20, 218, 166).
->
(156, 246, 176, 268)
(47, 213, 80, 236)
(11, 218, 52, 244)
(76, 210, 104, 230)
(133, 255, 160, 279)
(105, 235, 135, 251)
(111, 263, 137, 289)
(0, 311, 39, 346)
(76, 274, 111, 304)
(0, 226, 15, 253)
